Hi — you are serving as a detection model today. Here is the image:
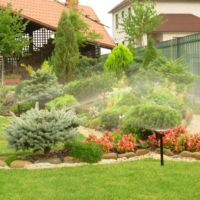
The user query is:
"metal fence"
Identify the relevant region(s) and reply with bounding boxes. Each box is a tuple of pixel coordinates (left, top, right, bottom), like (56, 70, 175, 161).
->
(138, 33, 200, 99)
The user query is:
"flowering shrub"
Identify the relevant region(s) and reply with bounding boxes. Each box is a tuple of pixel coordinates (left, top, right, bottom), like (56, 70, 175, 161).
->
(84, 131, 114, 152)
(117, 134, 136, 153)
(148, 126, 200, 152)
(85, 130, 136, 153)
(185, 133, 200, 152)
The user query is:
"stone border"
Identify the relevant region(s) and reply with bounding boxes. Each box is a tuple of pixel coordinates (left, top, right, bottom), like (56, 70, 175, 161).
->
(0, 152, 199, 170)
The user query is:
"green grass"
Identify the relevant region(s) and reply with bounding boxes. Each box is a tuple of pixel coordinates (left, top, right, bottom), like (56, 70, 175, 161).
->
(0, 159, 200, 200)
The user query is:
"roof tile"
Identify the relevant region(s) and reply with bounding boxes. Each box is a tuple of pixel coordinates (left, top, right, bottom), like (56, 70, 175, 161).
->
(0, 0, 115, 48)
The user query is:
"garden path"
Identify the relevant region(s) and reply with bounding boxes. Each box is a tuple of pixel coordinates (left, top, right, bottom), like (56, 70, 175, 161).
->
(187, 115, 200, 134)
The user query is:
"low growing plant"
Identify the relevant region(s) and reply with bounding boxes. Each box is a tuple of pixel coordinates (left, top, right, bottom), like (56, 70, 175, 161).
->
(117, 134, 136, 153)
(5, 106, 80, 154)
(64, 73, 116, 101)
(70, 141, 102, 163)
(123, 104, 182, 139)
(45, 94, 79, 110)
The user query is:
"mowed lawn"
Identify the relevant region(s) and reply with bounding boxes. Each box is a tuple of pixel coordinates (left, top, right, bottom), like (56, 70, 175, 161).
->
(0, 159, 200, 200)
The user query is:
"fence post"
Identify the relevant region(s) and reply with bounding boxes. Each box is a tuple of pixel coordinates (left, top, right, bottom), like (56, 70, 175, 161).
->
(176, 37, 181, 58)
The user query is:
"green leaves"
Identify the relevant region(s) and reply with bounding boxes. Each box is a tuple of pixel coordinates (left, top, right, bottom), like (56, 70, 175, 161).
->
(104, 44, 134, 76)
(0, 4, 29, 57)
(122, 0, 163, 47)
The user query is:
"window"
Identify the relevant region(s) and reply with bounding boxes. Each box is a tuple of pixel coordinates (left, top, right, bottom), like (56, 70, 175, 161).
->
(121, 11, 124, 18)
(115, 14, 119, 29)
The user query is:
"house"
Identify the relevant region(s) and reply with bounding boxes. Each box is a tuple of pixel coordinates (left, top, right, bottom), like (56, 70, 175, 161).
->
(0, 0, 115, 76)
(109, 0, 200, 46)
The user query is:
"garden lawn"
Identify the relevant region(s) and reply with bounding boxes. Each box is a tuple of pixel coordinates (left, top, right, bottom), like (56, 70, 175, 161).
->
(0, 159, 200, 200)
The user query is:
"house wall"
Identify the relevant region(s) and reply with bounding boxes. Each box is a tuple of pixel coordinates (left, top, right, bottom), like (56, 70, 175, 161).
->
(112, 1, 200, 46)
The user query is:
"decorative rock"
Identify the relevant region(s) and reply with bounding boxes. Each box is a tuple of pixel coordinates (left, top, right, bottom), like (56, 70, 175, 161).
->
(179, 151, 193, 158)
(192, 152, 200, 160)
(118, 152, 136, 159)
(155, 148, 174, 157)
(0, 160, 7, 167)
(136, 149, 150, 156)
(102, 153, 118, 160)
(0, 157, 6, 161)
(35, 158, 62, 164)
(63, 156, 81, 163)
(63, 156, 75, 163)
(10, 160, 32, 168)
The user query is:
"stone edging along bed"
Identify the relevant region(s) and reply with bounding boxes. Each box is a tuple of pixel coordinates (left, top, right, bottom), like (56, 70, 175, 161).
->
(0, 149, 200, 170)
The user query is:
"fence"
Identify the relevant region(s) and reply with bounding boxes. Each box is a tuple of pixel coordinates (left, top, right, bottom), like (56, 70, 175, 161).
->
(138, 33, 200, 99)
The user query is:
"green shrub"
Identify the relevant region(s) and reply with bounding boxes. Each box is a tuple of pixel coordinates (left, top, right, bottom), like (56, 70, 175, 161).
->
(64, 73, 116, 101)
(70, 141, 102, 163)
(100, 106, 130, 130)
(100, 108, 121, 130)
(87, 118, 101, 129)
(15, 70, 63, 107)
(11, 101, 34, 114)
(78, 56, 104, 77)
(104, 44, 134, 76)
(144, 85, 180, 110)
(5, 106, 80, 154)
(106, 90, 138, 108)
(148, 56, 196, 90)
(116, 92, 139, 107)
(123, 104, 182, 139)
(45, 94, 79, 110)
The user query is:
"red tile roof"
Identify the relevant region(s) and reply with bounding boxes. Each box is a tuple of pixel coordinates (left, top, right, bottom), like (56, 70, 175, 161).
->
(155, 14, 200, 32)
(0, 0, 115, 49)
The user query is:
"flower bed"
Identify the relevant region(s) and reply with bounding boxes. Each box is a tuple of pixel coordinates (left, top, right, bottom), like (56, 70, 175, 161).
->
(148, 125, 200, 152)
(84, 130, 136, 154)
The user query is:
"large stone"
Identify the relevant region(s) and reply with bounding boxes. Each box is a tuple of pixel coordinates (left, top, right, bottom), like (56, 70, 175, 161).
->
(0, 160, 7, 167)
(35, 158, 62, 164)
(10, 160, 32, 168)
(192, 152, 200, 160)
(179, 151, 193, 158)
(118, 152, 136, 159)
(102, 153, 118, 160)
(0, 157, 6, 161)
(155, 148, 174, 157)
(63, 156, 81, 163)
(136, 149, 150, 156)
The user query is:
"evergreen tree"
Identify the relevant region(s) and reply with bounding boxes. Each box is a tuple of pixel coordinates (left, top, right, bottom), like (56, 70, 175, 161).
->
(51, 5, 100, 81)
(104, 44, 134, 77)
(52, 11, 79, 81)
